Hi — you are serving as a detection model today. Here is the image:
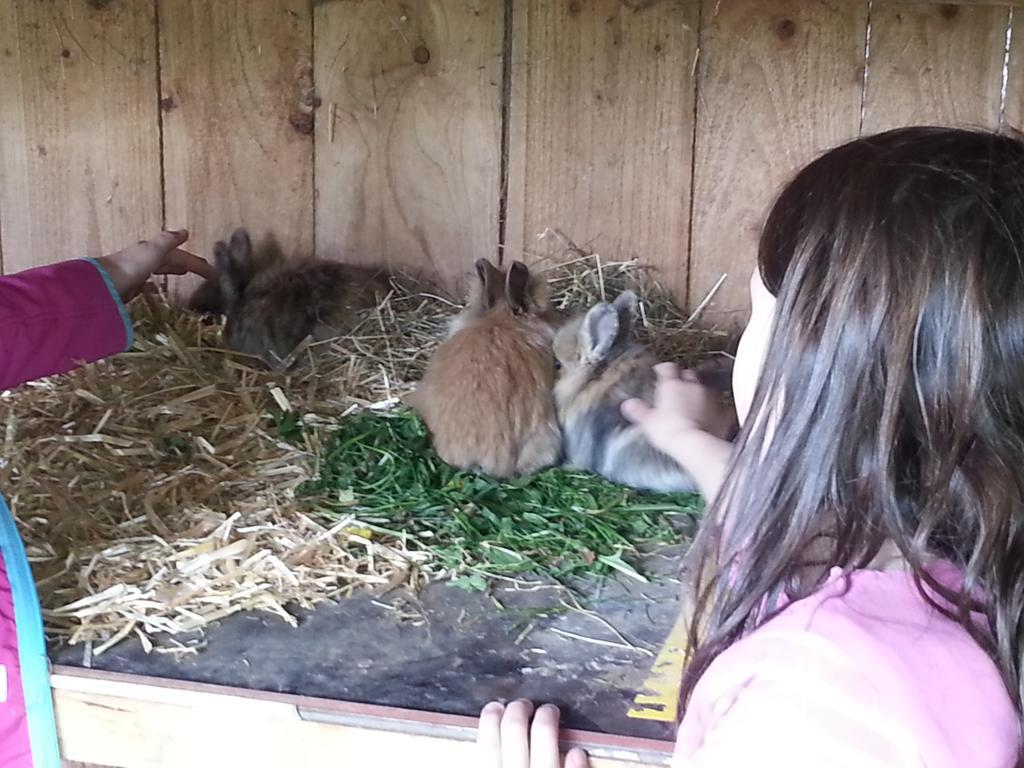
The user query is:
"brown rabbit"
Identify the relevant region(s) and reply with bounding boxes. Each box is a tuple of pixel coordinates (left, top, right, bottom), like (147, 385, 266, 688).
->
(189, 228, 388, 367)
(409, 259, 562, 479)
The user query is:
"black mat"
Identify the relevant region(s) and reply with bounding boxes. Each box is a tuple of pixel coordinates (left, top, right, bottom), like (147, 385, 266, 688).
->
(51, 548, 687, 740)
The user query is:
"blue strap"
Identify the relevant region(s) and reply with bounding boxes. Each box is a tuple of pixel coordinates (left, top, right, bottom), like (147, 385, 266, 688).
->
(83, 257, 135, 352)
(0, 495, 61, 767)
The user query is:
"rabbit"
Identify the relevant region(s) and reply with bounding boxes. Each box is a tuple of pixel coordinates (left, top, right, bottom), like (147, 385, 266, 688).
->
(187, 274, 224, 318)
(189, 228, 389, 366)
(552, 290, 735, 494)
(408, 258, 562, 479)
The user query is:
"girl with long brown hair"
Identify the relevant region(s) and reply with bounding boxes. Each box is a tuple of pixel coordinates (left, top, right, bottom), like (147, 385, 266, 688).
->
(477, 127, 1024, 767)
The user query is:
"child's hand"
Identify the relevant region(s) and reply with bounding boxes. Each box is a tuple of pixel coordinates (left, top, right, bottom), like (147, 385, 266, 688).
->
(621, 362, 736, 501)
(622, 362, 735, 450)
(477, 700, 589, 768)
(94, 230, 214, 302)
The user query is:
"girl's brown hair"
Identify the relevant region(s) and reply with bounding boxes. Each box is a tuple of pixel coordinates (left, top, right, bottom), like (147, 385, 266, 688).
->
(682, 127, 1024, 749)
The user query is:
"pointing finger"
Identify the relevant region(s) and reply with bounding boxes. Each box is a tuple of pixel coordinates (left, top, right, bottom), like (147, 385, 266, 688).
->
(157, 250, 215, 280)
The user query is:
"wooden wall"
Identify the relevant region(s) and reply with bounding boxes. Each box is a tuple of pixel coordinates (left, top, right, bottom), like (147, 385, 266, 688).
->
(1, 0, 1022, 328)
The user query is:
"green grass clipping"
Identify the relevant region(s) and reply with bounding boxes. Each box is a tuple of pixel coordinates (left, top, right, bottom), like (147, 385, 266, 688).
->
(300, 409, 701, 591)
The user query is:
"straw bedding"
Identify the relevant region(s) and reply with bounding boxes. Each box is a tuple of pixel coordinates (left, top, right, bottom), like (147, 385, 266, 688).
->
(3, 235, 728, 656)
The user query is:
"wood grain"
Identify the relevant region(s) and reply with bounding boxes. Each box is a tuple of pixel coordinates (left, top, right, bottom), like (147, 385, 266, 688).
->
(862, 3, 1009, 133)
(1002, 7, 1024, 131)
(688, 0, 867, 327)
(0, 0, 162, 272)
(55, 691, 655, 767)
(314, 0, 503, 295)
(52, 668, 665, 767)
(158, 0, 313, 294)
(873, 0, 1023, 5)
(505, 0, 698, 303)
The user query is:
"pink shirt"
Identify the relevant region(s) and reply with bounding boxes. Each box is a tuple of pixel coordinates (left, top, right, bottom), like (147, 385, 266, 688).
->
(0, 258, 131, 391)
(0, 257, 128, 767)
(674, 567, 1019, 767)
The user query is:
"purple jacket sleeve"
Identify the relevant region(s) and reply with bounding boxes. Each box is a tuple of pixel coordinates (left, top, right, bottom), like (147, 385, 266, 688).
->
(0, 259, 133, 390)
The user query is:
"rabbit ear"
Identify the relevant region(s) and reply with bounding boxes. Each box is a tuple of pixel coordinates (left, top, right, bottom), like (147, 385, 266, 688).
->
(580, 302, 619, 362)
(259, 230, 286, 266)
(505, 261, 530, 314)
(215, 229, 255, 311)
(229, 228, 254, 266)
(612, 290, 637, 315)
(474, 258, 503, 309)
(611, 290, 637, 335)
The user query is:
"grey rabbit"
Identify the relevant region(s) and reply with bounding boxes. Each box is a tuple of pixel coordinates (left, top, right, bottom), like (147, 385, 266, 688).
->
(552, 290, 735, 494)
(188, 228, 389, 367)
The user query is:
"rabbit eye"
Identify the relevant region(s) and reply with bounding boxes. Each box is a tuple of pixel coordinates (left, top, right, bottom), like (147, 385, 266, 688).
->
(554, 359, 562, 370)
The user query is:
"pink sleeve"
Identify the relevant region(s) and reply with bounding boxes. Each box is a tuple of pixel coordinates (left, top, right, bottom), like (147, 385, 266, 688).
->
(0, 259, 132, 390)
(673, 630, 918, 768)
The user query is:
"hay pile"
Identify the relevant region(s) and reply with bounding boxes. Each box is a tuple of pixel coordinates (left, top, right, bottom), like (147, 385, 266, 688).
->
(536, 228, 728, 363)
(4, 246, 727, 656)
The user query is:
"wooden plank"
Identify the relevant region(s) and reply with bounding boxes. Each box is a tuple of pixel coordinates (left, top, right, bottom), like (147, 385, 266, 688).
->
(505, 1, 698, 303)
(0, 0, 162, 273)
(688, 0, 868, 327)
(52, 667, 669, 767)
(862, 3, 1009, 133)
(630, 610, 688, 723)
(158, 0, 313, 292)
(314, 1, 503, 294)
(56, 689, 486, 768)
(873, 0, 1023, 6)
(1002, 7, 1024, 130)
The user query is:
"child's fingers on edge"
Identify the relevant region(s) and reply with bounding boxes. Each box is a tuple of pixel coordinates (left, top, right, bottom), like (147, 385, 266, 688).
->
(477, 701, 505, 756)
(565, 747, 590, 768)
(528, 704, 561, 768)
(500, 700, 534, 768)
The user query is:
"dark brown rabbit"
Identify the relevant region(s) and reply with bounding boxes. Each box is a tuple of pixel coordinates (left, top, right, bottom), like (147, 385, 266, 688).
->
(189, 228, 389, 367)
(408, 258, 562, 479)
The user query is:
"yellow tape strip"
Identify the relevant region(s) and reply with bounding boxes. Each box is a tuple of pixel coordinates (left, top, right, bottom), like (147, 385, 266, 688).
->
(627, 610, 689, 722)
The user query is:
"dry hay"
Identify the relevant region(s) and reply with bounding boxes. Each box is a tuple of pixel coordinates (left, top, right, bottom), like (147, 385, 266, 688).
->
(532, 228, 731, 363)
(4, 247, 727, 656)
